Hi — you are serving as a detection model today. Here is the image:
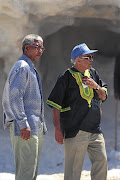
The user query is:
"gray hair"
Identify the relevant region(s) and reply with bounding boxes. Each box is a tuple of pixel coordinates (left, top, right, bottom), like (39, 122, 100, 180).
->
(70, 58, 76, 66)
(22, 34, 43, 53)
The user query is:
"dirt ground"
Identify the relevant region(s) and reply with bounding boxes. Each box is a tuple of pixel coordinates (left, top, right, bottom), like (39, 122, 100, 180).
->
(0, 170, 120, 180)
(0, 96, 120, 180)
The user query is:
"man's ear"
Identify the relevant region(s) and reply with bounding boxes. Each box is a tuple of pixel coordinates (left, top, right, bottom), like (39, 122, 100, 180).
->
(25, 45, 29, 50)
(76, 57, 81, 63)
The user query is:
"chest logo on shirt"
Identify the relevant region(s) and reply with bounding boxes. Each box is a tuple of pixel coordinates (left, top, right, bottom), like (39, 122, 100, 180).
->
(68, 69, 94, 107)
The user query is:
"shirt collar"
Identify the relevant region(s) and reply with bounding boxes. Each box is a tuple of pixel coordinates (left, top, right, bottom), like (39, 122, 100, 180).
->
(19, 54, 35, 69)
(71, 67, 91, 76)
(71, 67, 80, 73)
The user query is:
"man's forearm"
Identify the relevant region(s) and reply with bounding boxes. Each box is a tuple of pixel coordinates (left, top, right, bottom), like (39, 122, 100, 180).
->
(53, 107, 63, 145)
(95, 86, 107, 101)
(53, 107, 61, 129)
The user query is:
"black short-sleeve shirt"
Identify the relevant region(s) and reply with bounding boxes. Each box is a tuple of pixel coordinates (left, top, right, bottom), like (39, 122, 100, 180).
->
(46, 67, 107, 138)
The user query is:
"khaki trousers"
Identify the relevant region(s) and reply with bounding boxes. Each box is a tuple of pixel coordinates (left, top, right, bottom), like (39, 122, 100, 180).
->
(64, 130, 107, 180)
(10, 122, 44, 180)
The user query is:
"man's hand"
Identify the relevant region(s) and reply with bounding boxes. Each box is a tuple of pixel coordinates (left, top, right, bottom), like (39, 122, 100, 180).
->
(82, 76, 97, 89)
(55, 127, 63, 145)
(20, 126, 31, 141)
(82, 76, 107, 101)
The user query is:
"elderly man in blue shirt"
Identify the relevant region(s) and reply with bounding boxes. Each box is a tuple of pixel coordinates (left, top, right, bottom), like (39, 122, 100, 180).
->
(2, 34, 47, 180)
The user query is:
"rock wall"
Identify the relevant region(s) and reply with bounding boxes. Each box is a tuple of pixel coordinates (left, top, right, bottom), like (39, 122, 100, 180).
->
(0, 0, 120, 127)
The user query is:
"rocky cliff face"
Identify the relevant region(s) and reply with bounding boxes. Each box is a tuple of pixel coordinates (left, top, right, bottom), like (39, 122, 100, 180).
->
(0, 0, 120, 126)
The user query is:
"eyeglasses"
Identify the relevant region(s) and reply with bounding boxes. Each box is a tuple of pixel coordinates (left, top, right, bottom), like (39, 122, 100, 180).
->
(80, 55, 93, 60)
(30, 45, 45, 51)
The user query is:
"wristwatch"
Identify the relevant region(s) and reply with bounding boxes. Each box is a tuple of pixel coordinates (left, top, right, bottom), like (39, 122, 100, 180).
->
(96, 84, 99, 90)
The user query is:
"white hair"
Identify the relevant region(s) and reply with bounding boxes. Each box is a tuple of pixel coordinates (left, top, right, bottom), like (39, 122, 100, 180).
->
(22, 34, 43, 53)
(70, 58, 76, 66)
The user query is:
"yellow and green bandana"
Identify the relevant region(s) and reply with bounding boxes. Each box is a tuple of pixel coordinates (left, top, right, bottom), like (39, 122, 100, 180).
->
(69, 69, 94, 107)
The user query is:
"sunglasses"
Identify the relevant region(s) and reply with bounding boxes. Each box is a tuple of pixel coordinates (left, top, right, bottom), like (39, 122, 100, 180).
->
(30, 45, 45, 51)
(80, 55, 93, 60)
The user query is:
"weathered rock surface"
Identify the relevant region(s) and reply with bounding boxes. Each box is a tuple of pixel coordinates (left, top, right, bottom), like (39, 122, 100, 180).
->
(1, 0, 120, 63)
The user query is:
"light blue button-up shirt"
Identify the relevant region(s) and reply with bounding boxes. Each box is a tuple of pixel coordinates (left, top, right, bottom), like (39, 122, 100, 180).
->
(2, 54, 47, 136)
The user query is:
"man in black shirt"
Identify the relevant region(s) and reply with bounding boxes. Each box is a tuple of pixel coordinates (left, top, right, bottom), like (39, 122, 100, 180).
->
(46, 43, 108, 180)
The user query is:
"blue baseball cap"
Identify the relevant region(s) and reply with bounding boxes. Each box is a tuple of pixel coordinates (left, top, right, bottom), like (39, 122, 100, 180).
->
(71, 43, 98, 59)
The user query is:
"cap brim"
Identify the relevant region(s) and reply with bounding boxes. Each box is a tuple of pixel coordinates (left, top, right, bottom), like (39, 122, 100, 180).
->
(83, 50, 98, 55)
